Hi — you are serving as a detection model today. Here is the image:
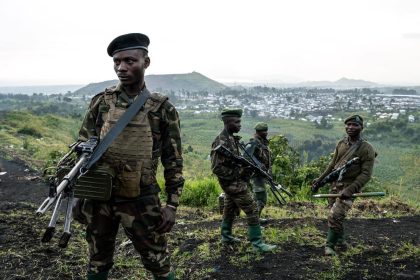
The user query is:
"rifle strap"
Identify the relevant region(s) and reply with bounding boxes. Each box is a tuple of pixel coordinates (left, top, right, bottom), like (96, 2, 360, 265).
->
(334, 138, 363, 169)
(83, 87, 151, 172)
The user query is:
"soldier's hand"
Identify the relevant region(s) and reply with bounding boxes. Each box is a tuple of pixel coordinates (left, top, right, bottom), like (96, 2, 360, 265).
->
(339, 188, 353, 199)
(156, 205, 177, 234)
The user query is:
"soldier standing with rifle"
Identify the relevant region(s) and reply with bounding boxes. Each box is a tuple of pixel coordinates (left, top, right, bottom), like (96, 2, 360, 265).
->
(312, 115, 376, 256)
(211, 109, 276, 252)
(245, 122, 272, 224)
(73, 33, 184, 280)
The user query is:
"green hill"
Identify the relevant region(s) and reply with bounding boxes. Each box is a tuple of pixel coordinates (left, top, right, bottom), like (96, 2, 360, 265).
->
(72, 71, 227, 96)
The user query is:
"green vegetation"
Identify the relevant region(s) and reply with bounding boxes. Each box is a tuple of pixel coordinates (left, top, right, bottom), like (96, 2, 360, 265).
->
(0, 109, 419, 205)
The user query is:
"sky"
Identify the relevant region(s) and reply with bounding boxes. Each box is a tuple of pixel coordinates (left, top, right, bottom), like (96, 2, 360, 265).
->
(1, 0, 420, 86)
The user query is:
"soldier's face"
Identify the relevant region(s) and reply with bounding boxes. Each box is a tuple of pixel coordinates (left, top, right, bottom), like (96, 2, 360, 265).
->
(113, 49, 150, 86)
(226, 117, 241, 133)
(256, 130, 268, 139)
(345, 121, 362, 137)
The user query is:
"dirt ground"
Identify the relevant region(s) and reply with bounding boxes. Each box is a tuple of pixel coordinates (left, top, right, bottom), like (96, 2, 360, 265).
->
(0, 157, 419, 280)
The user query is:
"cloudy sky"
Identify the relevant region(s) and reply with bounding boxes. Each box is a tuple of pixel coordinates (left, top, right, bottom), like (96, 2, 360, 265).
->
(1, 0, 419, 86)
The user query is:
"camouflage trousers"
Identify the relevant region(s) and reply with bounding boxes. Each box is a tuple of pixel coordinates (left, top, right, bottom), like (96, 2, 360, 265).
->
(251, 177, 267, 212)
(75, 194, 171, 277)
(328, 198, 353, 232)
(223, 189, 259, 225)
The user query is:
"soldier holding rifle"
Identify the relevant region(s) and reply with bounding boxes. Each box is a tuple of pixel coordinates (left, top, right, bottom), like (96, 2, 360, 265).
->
(312, 115, 376, 256)
(211, 109, 276, 252)
(73, 33, 184, 280)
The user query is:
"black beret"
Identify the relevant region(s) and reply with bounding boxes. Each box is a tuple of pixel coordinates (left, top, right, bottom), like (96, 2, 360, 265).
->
(344, 115, 363, 126)
(221, 108, 243, 119)
(107, 33, 150, 57)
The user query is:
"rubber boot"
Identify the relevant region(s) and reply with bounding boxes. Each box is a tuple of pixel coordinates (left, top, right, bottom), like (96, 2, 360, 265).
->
(324, 228, 339, 256)
(247, 224, 276, 252)
(336, 231, 348, 251)
(153, 271, 175, 280)
(87, 270, 109, 280)
(221, 220, 240, 244)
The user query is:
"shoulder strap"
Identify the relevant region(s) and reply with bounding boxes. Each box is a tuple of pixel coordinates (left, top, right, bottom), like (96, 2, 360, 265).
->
(82, 87, 151, 172)
(335, 139, 363, 168)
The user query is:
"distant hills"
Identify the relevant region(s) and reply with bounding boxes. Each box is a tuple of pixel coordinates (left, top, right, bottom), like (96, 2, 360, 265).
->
(2, 74, 420, 96)
(72, 71, 227, 96)
(297, 77, 379, 88)
(227, 77, 380, 89)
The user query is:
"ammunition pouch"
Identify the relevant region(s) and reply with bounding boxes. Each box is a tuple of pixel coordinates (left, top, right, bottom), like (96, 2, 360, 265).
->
(74, 165, 114, 201)
(113, 162, 142, 198)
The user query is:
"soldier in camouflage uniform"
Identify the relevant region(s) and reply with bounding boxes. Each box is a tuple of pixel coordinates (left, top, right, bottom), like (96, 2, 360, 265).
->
(73, 33, 184, 280)
(245, 122, 272, 224)
(211, 109, 276, 252)
(312, 115, 376, 256)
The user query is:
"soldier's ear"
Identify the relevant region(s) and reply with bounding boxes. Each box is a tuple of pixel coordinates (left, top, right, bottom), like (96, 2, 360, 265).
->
(144, 57, 150, 69)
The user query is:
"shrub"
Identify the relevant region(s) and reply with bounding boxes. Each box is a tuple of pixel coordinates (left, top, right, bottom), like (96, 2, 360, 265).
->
(17, 126, 43, 138)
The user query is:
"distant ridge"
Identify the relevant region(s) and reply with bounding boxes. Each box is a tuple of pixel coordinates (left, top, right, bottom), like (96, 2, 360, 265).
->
(298, 77, 379, 88)
(226, 77, 379, 89)
(72, 71, 227, 96)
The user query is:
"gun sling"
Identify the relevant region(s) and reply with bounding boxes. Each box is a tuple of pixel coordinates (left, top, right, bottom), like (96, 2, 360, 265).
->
(75, 87, 151, 200)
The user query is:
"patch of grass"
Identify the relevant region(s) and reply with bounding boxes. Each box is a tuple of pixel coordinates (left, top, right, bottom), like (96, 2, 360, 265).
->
(264, 225, 324, 246)
(392, 242, 420, 260)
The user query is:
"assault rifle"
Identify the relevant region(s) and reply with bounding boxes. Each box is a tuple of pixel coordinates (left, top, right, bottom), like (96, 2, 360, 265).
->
(36, 136, 100, 248)
(213, 145, 292, 205)
(311, 157, 359, 193)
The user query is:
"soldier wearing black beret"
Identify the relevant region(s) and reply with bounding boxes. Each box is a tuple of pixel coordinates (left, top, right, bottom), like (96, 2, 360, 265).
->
(74, 33, 184, 280)
(312, 114, 376, 256)
(211, 109, 276, 252)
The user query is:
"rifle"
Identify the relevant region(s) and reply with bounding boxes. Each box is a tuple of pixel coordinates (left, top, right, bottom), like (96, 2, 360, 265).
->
(213, 144, 292, 205)
(313, 192, 385, 198)
(311, 157, 359, 193)
(36, 136, 99, 248)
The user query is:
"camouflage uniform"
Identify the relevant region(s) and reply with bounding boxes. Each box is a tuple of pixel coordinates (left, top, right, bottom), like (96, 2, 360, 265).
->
(245, 134, 272, 216)
(318, 135, 376, 252)
(319, 136, 375, 231)
(211, 129, 259, 225)
(76, 83, 184, 277)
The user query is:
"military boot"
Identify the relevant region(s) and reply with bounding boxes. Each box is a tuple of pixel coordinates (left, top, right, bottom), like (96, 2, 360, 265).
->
(87, 270, 109, 280)
(248, 224, 276, 252)
(324, 228, 339, 256)
(336, 231, 349, 251)
(221, 220, 241, 244)
(153, 271, 175, 280)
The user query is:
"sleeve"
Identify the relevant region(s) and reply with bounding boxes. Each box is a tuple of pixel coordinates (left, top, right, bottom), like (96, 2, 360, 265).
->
(78, 94, 103, 141)
(345, 143, 376, 194)
(210, 138, 236, 181)
(160, 101, 185, 207)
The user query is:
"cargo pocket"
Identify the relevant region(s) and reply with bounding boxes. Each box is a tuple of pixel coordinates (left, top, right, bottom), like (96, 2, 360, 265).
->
(114, 163, 142, 198)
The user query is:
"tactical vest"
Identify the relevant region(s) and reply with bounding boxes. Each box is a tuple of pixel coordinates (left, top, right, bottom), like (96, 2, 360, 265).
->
(99, 89, 167, 198)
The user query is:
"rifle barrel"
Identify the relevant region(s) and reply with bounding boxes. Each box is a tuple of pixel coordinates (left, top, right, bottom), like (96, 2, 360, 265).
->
(312, 192, 386, 198)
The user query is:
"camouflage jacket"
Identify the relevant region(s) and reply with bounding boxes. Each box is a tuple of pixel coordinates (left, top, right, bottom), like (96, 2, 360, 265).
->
(78, 83, 184, 206)
(245, 134, 272, 172)
(210, 128, 248, 194)
(319, 136, 376, 194)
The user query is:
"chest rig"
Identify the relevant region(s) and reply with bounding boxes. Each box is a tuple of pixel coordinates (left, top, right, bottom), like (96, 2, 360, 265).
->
(99, 89, 167, 198)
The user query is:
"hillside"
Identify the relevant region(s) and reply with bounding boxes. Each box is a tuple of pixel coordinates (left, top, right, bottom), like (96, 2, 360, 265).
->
(71, 71, 227, 96)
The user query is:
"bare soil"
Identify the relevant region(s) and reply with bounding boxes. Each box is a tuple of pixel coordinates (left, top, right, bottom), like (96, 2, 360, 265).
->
(0, 157, 419, 280)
